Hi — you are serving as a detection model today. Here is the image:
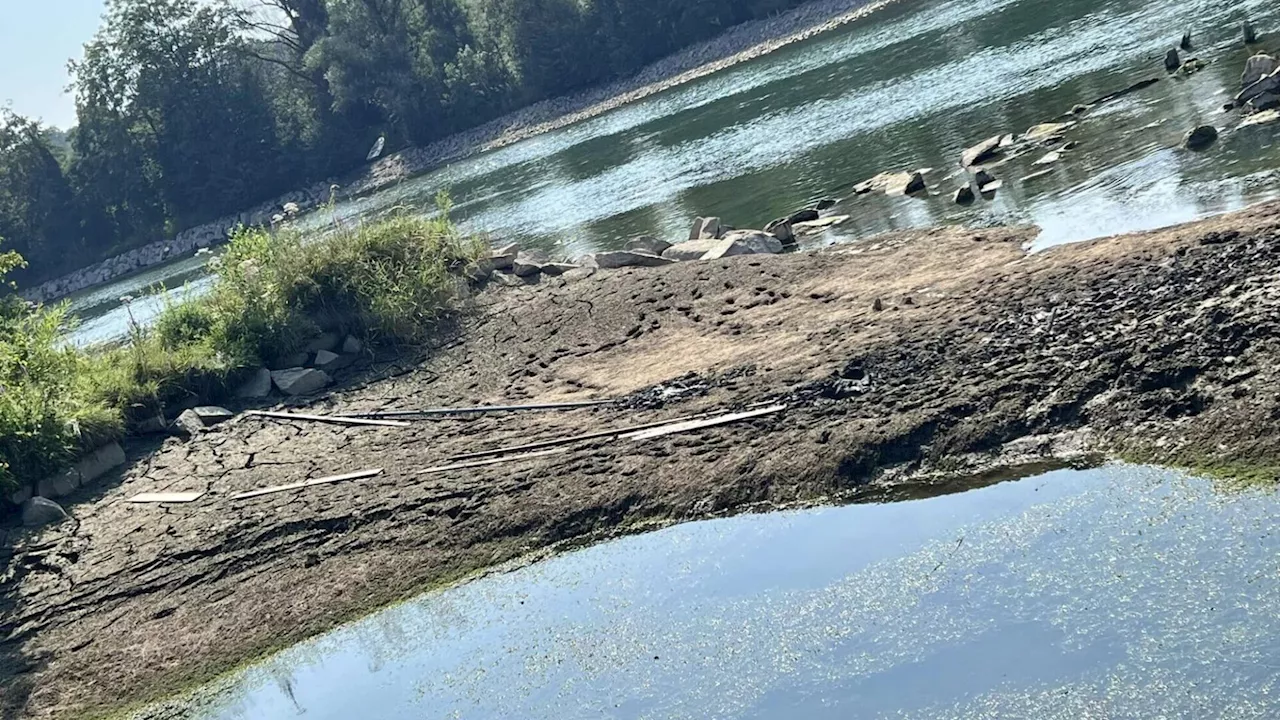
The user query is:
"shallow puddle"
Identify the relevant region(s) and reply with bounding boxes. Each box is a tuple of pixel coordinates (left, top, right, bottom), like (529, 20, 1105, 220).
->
(160, 465, 1280, 719)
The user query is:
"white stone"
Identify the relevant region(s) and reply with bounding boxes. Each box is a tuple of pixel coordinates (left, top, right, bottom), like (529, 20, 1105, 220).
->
(271, 368, 332, 396)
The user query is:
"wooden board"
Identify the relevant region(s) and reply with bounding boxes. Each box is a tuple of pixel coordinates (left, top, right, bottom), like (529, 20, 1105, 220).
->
(126, 492, 206, 504)
(231, 468, 384, 501)
(245, 410, 410, 428)
(623, 405, 788, 441)
(419, 448, 566, 476)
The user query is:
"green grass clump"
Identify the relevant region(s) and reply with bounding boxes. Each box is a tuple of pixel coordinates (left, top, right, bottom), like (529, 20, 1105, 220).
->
(0, 199, 482, 495)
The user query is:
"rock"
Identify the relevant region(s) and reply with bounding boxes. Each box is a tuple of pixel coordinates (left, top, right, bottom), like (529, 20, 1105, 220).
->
(22, 497, 68, 528)
(194, 406, 234, 426)
(813, 198, 837, 211)
(1242, 54, 1278, 88)
(883, 171, 926, 196)
(174, 409, 209, 437)
(661, 239, 724, 261)
(688, 217, 723, 240)
(721, 229, 783, 254)
(465, 260, 494, 283)
(1243, 19, 1258, 45)
(1182, 125, 1218, 151)
(271, 368, 332, 396)
(1239, 108, 1280, 128)
(954, 185, 976, 205)
(624, 236, 671, 255)
(314, 349, 355, 373)
(37, 469, 79, 499)
(961, 135, 1003, 167)
(1237, 69, 1280, 106)
(787, 209, 820, 224)
(305, 332, 340, 353)
(1164, 48, 1181, 72)
(75, 443, 126, 487)
(1180, 30, 1192, 51)
(764, 218, 795, 244)
(10, 484, 32, 506)
(511, 253, 544, 277)
(341, 335, 363, 355)
(1177, 58, 1206, 76)
(700, 239, 757, 261)
(979, 179, 1004, 196)
(585, 250, 678, 269)
(539, 262, 580, 276)
(1033, 150, 1062, 166)
(561, 267, 597, 282)
(235, 368, 273, 398)
(1069, 103, 1090, 115)
(131, 413, 170, 435)
(973, 169, 997, 188)
(490, 243, 519, 270)
(492, 272, 527, 287)
(792, 215, 850, 234)
(1023, 122, 1073, 142)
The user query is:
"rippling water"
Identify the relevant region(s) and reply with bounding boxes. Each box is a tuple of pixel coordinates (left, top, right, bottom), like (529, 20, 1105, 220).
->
(71, 0, 1280, 345)
(149, 465, 1280, 719)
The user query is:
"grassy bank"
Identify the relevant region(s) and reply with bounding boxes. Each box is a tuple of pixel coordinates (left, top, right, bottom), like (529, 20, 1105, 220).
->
(0, 201, 482, 496)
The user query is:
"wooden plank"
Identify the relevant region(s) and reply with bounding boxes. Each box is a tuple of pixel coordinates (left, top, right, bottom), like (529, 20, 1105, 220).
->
(231, 468, 384, 501)
(623, 405, 788, 441)
(245, 410, 410, 428)
(342, 399, 616, 419)
(447, 412, 713, 462)
(419, 448, 566, 475)
(126, 491, 206, 504)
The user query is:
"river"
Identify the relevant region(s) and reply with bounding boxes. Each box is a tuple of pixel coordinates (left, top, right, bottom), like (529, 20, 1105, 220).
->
(68, 0, 1280, 348)
(141, 464, 1280, 719)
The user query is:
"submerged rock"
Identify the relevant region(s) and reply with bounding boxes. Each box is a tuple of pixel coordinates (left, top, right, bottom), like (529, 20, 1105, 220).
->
(1182, 125, 1218, 151)
(883, 171, 926, 196)
(953, 185, 976, 206)
(1164, 48, 1181, 72)
(1243, 19, 1259, 45)
(787, 209, 820, 224)
(1242, 54, 1278, 88)
(1180, 30, 1192, 51)
(22, 497, 68, 528)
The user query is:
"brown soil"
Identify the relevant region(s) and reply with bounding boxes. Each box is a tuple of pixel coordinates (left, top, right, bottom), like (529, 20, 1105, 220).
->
(5, 203, 1280, 718)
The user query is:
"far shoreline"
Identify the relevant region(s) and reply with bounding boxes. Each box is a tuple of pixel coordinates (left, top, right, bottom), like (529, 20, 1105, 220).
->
(21, 0, 899, 305)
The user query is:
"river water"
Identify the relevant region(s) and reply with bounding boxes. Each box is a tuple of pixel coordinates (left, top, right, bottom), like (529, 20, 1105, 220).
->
(150, 465, 1280, 719)
(69, 0, 1280, 347)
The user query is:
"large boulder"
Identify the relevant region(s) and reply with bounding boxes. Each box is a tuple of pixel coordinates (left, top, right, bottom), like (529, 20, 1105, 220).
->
(961, 136, 1003, 167)
(235, 368, 273, 398)
(271, 368, 332, 396)
(23, 497, 69, 528)
(313, 349, 355, 373)
(582, 251, 677, 270)
(663, 239, 727, 261)
(700, 239, 757, 260)
(623, 236, 671, 256)
(74, 442, 126, 487)
(687, 217, 723, 240)
(764, 218, 795, 244)
(721, 229, 783, 254)
(1242, 54, 1278, 87)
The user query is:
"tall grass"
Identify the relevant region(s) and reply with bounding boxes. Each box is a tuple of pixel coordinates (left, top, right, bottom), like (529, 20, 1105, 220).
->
(0, 200, 482, 495)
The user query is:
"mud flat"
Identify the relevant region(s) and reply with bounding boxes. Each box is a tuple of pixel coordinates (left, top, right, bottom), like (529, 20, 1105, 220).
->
(5, 202, 1280, 718)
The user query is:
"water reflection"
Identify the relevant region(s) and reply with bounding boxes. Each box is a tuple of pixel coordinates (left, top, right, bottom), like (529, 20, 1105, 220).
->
(171, 465, 1280, 719)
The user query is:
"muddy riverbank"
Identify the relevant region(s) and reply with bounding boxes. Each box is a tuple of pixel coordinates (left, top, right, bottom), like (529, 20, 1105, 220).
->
(5, 202, 1280, 718)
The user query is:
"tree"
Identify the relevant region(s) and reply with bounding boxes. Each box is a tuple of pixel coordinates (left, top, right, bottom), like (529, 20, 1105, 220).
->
(0, 112, 85, 279)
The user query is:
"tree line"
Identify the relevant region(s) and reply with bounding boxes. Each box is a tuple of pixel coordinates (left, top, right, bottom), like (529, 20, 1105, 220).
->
(0, 0, 808, 285)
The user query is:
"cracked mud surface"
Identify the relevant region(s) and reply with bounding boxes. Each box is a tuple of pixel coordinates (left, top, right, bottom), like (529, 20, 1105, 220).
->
(6, 203, 1280, 718)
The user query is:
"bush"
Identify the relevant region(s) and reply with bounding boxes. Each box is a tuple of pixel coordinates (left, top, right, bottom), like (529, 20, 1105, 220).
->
(0, 200, 482, 495)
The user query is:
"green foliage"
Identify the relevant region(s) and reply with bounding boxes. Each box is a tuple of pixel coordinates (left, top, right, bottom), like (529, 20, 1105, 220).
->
(3, 0, 813, 286)
(0, 206, 478, 494)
